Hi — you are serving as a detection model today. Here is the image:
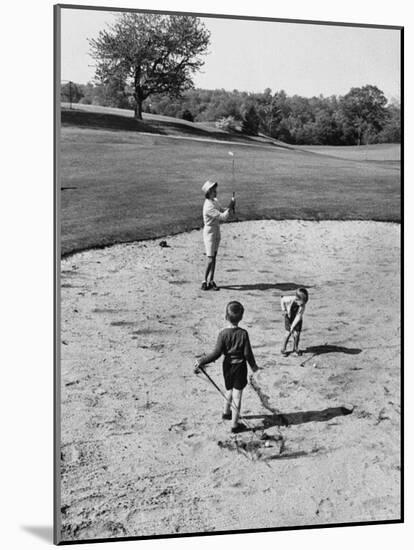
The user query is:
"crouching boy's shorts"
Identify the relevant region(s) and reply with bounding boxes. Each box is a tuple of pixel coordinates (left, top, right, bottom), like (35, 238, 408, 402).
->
(285, 316, 302, 333)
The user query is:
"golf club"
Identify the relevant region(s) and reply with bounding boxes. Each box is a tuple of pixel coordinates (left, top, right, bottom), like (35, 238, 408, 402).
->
(229, 151, 236, 216)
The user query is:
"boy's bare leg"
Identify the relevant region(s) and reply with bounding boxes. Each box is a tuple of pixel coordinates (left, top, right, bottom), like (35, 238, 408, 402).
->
(223, 389, 233, 416)
(231, 389, 243, 428)
(293, 331, 301, 352)
(281, 331, 291, 354)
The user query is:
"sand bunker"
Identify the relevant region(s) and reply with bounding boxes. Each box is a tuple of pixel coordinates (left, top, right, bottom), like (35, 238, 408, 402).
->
(60, 220, 400, 541)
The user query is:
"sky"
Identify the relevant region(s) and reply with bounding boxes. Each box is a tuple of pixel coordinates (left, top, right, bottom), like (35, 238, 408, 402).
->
(60, 7, 401, 100)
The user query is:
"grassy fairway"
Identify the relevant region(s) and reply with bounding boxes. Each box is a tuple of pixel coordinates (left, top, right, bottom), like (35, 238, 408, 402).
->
(297, 143, 401, 163)
(60, 108, 400, 256)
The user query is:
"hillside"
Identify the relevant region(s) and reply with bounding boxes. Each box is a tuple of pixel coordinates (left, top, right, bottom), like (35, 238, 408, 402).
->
(59, 104, 401, 257)
(61, 103, 291, 148)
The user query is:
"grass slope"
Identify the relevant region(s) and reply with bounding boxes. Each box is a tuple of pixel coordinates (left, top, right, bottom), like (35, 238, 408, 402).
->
(61, 104, 286, 146)
(60, 106, 401, 256)
(297, 144, 400, 163)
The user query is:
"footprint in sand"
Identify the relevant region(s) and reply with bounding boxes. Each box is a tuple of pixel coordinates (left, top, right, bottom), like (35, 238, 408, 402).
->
(184, 439, 204, 454)
(315, 497, 333, 519)
(168, 418, 188, 432)
(61, 443, 80, 464)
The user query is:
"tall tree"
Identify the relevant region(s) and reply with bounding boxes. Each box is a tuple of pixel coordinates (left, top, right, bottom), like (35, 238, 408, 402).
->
(255, 90, 282, 137)
(378, 103, 401, 143)
(339, 85, 388, 145)
(241, 104, 260, 135)
(89, 13, 210, 119)
(61, 81, 83, 104)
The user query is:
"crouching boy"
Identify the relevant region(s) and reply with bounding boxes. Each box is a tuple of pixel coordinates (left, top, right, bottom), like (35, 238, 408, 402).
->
(280, 288, 309, 357)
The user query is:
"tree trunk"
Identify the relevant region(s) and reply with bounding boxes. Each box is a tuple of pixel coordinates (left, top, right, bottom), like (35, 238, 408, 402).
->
(133, 67, 143, 120)
(134, 98, 143, 120)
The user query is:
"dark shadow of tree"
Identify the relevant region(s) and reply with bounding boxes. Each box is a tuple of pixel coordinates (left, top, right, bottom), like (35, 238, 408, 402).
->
(61, 108, 289, 147)
(62, 109, 166, 134)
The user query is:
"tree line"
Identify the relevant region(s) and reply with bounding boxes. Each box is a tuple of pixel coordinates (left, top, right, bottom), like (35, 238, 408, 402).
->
(62, 82, 400, 145)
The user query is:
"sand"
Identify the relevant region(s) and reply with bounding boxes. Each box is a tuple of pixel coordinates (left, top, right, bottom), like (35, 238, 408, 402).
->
(59, 220, 401, 541)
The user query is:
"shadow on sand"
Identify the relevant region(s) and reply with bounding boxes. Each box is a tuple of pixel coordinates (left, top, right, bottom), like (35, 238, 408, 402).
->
(220, 282, 311, 292)
(305, 344, 362, 356)
(243, 405, 353, 430)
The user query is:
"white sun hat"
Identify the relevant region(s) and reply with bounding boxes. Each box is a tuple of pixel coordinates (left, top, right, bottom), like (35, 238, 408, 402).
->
(202, 180, 218, 194)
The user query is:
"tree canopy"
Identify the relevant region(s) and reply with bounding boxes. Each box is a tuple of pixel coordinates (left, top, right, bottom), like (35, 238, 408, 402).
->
(338, 85, 388, 145)
(89, 13, 210, 119)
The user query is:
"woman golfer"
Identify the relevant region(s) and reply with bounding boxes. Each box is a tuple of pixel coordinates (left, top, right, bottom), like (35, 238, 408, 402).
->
(201, 180, 235, 291)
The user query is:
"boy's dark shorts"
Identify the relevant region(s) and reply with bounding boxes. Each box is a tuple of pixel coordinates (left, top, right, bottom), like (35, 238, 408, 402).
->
(223, 363, 248, 391)
(285, 316, 302, 333)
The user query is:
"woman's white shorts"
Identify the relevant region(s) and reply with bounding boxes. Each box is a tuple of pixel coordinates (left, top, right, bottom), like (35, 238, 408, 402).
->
(203, 229, 221, 257)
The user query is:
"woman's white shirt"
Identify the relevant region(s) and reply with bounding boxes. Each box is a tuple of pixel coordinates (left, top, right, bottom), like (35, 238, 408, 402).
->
(203, 198, 230, 233)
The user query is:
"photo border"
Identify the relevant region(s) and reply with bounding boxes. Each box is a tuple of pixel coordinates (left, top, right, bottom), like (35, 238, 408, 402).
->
(53, 3, 404, 544)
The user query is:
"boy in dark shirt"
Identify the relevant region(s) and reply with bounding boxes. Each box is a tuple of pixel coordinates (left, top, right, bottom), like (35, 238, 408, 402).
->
(194, 301, 259, 433)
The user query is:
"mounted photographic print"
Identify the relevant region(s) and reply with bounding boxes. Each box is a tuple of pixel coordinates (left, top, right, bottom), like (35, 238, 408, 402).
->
(54, 3, 403, 544)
